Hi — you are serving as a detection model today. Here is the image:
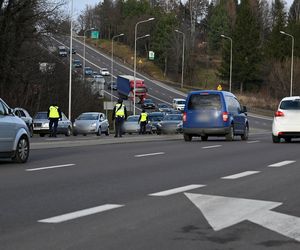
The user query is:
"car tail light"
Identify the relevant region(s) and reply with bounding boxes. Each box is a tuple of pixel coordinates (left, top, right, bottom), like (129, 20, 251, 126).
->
(275, 111, 284, 117)
(183, 112, 187, 122)
(222, 112, 229, 122)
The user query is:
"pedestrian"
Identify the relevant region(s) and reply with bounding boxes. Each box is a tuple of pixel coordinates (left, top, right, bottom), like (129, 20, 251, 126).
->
(112, 98, 127, 137)
(138, 109, 148, 134)
(47, 103, 62, 137)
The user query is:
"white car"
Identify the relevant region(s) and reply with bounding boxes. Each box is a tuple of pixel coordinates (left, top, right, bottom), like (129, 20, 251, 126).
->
(99, 68, 110, 76)
(172, 98, 186, 111)
(272, 96, 300, 143)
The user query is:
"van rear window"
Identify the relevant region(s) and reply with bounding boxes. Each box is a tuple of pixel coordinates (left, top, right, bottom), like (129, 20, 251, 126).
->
(188, 94, 222, 110)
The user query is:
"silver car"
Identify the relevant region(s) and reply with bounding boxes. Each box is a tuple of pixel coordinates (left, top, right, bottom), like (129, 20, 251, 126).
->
(33, 111, 72, 137)
(122, 115, 153, 134)
(0, 98, 30, 163)
(73, 112, 109, 136)
(13, 107, 33, 137)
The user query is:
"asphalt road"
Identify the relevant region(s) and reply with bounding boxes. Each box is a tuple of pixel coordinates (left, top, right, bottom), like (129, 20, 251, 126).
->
(1, 131, 300, 249)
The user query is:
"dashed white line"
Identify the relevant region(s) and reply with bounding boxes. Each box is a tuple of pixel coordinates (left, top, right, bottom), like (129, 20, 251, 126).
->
(149, 184, 205, 197)
(247, 140, 260, 144)
(38, 204, 124, 223)
(135, 152, 165, 158)
(268, 160, 296, 168)
(26, 164, 75, 172)
(202, 145, 222, 149)
(221, 171, 260, 179)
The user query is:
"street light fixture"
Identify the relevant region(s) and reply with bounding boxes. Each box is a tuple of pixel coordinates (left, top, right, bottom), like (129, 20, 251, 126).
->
(280, 31, 294, 97)
(83, 27, 95, 79)
(175, 29, 185, 89)
(221, 34, 233, 93)
(133, 17, 155, 115)
(68, 0, 73, 120)
(111, 33, 124, 101)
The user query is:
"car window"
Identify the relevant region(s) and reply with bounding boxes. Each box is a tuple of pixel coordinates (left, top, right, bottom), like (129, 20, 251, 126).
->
(177, 100, 185, 105)
(19, 110, 26, 117)
(226, 96, 241, 114)
(127, 116, 139, 122)
(280, 100, 300, 110)
(34, 112, 47, 119)
(188, 94, 221, 110)
(77, 114, 99, 120)
(164, 115, 182, 121)
(0, 101, 5, 115)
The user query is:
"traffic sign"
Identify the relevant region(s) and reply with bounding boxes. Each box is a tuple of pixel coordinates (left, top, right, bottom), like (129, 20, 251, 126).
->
(91, 31, 99, 39)
(149, 51, 155, 60)
(217, 84, 222, 91)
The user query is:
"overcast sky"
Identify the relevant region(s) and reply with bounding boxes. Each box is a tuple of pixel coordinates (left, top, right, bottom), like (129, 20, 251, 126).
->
(72, 0, 294, 16)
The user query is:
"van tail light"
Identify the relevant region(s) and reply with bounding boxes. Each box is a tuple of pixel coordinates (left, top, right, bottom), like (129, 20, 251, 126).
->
(275, 111, 284, 117)
(183, 112, 187, 122)
(222, 112, 229, 122)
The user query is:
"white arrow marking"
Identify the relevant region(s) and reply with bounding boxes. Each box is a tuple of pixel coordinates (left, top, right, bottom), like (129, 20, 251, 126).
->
(185, 193, 300, 242)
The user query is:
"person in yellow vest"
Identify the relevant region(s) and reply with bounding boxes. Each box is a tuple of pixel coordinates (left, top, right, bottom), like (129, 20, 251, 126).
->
(112, 98, 127, 137)
(138, 109, 149, 134)
(47, 103, 62, 137)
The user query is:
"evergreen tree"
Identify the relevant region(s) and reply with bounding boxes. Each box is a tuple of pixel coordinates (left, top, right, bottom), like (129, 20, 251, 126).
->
(288, 0, 300, 57)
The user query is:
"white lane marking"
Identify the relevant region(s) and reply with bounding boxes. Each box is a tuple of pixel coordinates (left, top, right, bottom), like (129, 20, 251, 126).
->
(135, 152, 165, 158)
(45, 138, 64, 141)
(149, 184, 205, 197)
(202, 145, 222, 149)
(26, 164, 75, 172)
(38, 204, 124, 223)
(221, 171, 260, 179)
(247, 140, 260, 144)
(268, 160, 296, 168)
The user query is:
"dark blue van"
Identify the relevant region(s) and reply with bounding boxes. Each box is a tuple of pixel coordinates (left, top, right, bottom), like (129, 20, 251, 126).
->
(182, 90, 249, 141)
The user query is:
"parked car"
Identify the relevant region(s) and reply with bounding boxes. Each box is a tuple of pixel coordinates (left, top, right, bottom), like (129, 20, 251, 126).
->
(0, 98, 30, 163)
(183, 90, 249, 142)
(107, 81, 117, 90)
(72, 59, 82, 68)
(123, 115, 153, 134)
(99, 68, 110, 76)
(13, 107, 33, 137)
(73, 112, 109, 136)
(272, 96, 300, 143)
(142, 99, 156, 109)
(84, 67, 93, 76)
(157, 103, 172, 113)
(33, 111, 72, 137)
(156, 114, 182, 135)
(172, 98, 186, 111)
(148, 112, 165, 133)
(176, 121, 183, 133)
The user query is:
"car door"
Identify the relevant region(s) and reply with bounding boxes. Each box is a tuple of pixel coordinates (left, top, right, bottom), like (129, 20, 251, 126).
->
(230, 97, 246, 133)
(0, 101, 15, 152)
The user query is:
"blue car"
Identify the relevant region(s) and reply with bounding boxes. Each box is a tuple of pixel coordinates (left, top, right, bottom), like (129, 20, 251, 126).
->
(182, 90, 249, 141)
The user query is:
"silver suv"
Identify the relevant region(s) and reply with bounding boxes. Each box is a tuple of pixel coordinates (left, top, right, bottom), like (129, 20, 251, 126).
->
(0, 98, 30, 163)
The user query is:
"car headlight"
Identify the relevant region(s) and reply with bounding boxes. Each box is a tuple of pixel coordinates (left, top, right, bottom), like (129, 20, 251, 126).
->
(42, 123, 49, 128)
(91, 122, 97, 127)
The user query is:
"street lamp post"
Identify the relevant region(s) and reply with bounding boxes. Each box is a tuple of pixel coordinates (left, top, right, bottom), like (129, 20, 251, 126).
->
(280, 31, 294, 97)
(83, 27, 95, 79)
(221, 34, 233, 93)
(111, 33, 124, 101)
(68, 0, 73, 120)
(134, 17, 155, 115)
(175, 29, 185, 89)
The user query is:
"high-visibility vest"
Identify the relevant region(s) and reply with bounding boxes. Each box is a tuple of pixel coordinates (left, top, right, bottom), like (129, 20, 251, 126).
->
(140, 112, 148, 122)
(115, 104, 125, 117)
(49, 106, 60, 118)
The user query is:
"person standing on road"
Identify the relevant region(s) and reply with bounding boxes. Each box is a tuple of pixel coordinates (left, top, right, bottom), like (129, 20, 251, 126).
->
(112, 98, 127, 137)
(47, 103, 62, 137)
(138, 109, 148, 134)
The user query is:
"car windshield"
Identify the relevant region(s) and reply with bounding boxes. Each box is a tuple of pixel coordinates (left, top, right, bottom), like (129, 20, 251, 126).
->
(127, 116, 139, 122)
(144, 99, 153, 103)
(77, 114, 99, 120)
(177, 100, 186, 105)
(159, 104, 168, 108)
(34, 112, 47, 119)
(280, 100, 300, 110)
(163, 114, 182, 121)
(188, 94, 221, 110)
(135, 87, 147, 93)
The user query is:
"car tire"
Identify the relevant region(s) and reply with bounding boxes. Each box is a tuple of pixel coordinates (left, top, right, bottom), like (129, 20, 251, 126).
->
(97, 127, 101, 136)
(241, 125, 249, 141)
(272, 134, 280, 143)
(65, 127, 72, 137)
(73, 132, 78, 136)
(201, 135, 208, 141)
(12, 135, 30, 163)
(105, 128, 109, 136)
(184, 133, 192, 142)
(39, 134, 45, 137)
(225, 125, 234, 141)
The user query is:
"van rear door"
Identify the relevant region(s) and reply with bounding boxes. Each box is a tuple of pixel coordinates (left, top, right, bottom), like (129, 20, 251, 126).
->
(186, 93, 225, 128)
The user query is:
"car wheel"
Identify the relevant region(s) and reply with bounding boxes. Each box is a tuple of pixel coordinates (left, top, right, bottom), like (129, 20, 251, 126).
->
(225, 125, 234, 141)
(105, 128, 110, 136)
(184, 133, 192, 142)
(65, 127, 72, 136)
(12, 135, 29, 163)
(284, 138, 291, 143)
(241, 125, 249, 141)
(73, 131, 78, 136)
(272, 134, 280, 143)
(201, 135, 208, 141)
(39, 134, 45, 137)
(97, 127, 101, 136)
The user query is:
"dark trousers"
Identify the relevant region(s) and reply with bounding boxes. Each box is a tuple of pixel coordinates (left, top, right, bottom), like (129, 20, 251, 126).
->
(49, 118, 59, 137)
(115, 117, 124, 137)
(139, 121, 147, 134)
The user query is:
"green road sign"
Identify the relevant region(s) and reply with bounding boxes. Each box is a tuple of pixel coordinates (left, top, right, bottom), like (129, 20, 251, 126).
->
(91, 31, 99, 39)
(149, 51, 155, 60)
